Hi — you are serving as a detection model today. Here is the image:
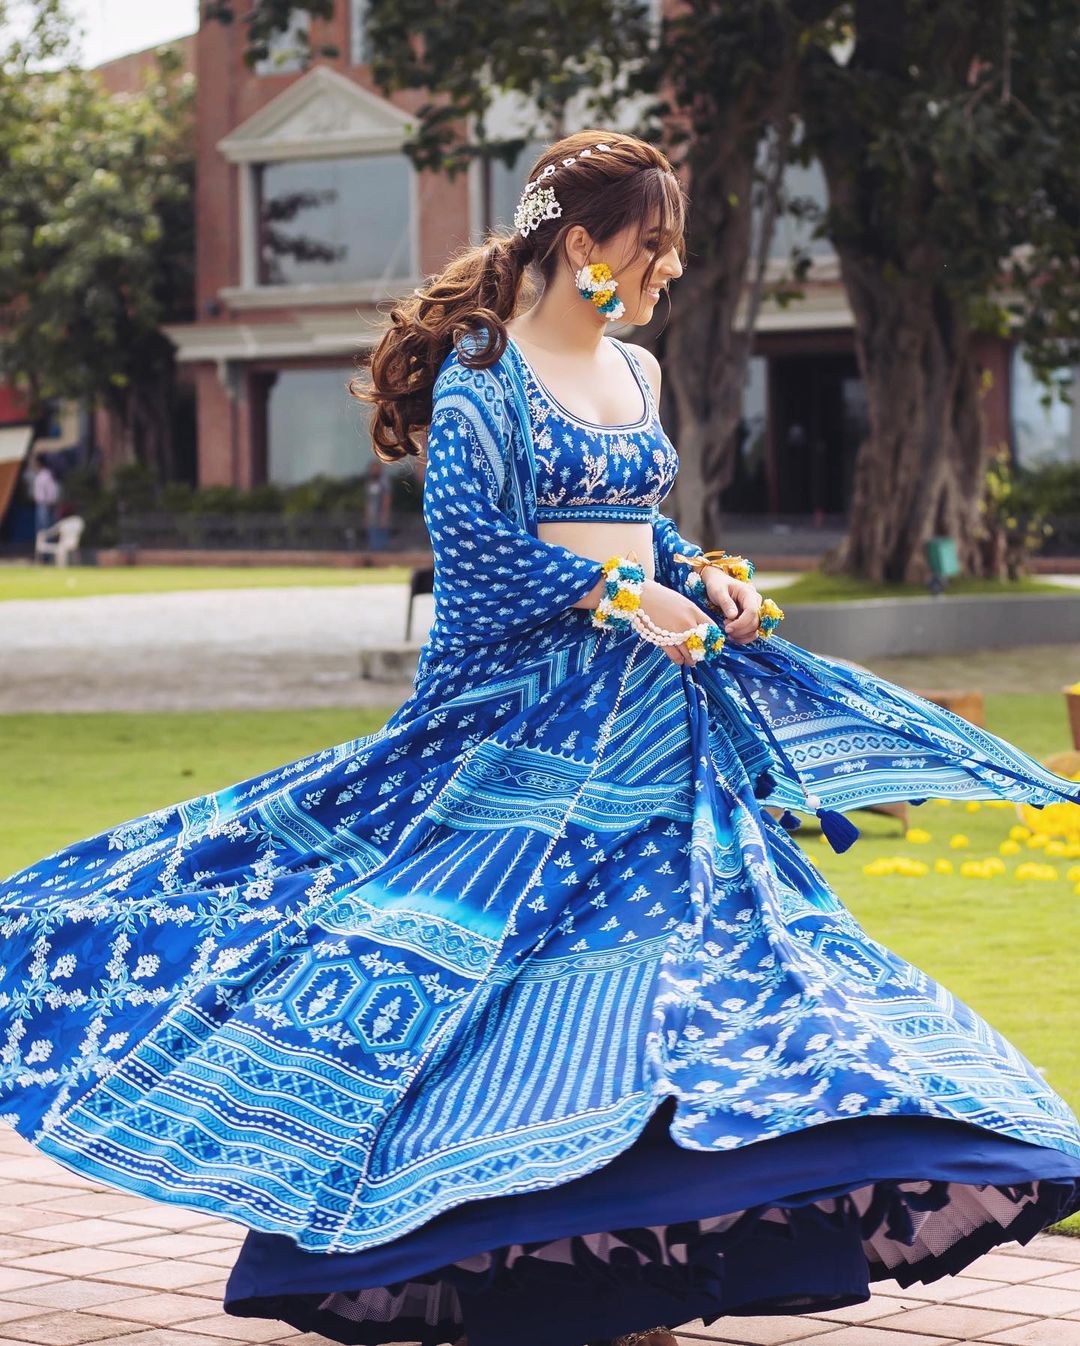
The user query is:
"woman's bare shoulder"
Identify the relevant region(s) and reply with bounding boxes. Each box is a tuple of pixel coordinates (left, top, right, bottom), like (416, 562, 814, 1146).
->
(621, 342, 662, 398)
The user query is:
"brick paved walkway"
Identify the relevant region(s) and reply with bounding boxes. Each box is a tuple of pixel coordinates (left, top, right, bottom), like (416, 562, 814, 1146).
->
(2, 1126, 1080, 1346)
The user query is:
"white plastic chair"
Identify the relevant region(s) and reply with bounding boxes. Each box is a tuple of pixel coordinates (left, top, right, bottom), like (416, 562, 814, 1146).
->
(35, 515, 85, 566)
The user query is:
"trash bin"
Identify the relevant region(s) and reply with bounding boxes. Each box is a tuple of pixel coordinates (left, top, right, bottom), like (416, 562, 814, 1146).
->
(924, 536, 961, 593)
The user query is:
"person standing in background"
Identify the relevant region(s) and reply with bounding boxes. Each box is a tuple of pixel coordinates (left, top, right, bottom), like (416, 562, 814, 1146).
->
(364, 455, 392, 550)
(31, 458, 60, 535)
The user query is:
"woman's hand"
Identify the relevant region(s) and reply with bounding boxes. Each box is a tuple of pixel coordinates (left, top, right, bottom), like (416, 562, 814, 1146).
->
(637, 579, 718, 666)
(702, 570, 763, 644)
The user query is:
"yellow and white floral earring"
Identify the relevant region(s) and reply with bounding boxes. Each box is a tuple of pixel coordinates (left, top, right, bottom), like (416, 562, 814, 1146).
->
(575, 262, 625, 322)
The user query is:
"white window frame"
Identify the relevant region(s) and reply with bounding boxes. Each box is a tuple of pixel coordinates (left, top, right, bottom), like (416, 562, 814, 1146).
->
(217, 66, 423, 307)
(351, 0, 369, 66)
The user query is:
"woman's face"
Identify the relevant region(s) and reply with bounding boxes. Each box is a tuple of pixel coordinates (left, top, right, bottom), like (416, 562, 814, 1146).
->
(578, 216, 684, 325)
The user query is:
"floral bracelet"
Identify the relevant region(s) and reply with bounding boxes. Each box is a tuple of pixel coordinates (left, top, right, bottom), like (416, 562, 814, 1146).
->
(592, 554, 725, 665)
(673, 549, 785, 641)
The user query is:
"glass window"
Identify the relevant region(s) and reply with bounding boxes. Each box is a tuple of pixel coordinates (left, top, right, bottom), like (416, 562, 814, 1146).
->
(752, 148, 834, 263)
(351, 0, 368, 65)
(1011, 346, 1080, 467)
(256, 154, 412, 285)
(254, 9, 310, 76)
(267, 367, 374, 484)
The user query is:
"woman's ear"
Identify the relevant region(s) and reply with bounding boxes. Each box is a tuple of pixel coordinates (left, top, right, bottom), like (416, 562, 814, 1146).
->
(562, 224, 595, 271)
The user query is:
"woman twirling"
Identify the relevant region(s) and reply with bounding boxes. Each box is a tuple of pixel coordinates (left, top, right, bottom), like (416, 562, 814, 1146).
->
(2, 130, 1079, 1346)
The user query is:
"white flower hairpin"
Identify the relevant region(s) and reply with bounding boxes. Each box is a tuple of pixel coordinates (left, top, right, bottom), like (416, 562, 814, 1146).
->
(513, 143, 613, 238)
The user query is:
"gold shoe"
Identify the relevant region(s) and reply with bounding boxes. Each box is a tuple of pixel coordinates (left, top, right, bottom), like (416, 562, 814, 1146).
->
(612, 1329, 678, 1346)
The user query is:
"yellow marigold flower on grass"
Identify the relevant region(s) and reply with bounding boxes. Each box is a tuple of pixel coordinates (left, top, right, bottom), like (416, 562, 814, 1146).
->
(1026, 832, 1049, 850)
(934, 858, 954, 875)
(863, 858, 895, 876)
(930, 798, 952, 808)
(1014, 862, 1059, 882)
(960, 857, 1007, 879)
(1068, 864, 1080, 883)
(1010, 825, 1032, 841)
(1045, 840, 1068, 857)
(983, 800, 1012, 810)
(863, 857, 928, 877)
(949, 834, 970, 849)
(965, 801, 982, 813)
(905, 828, 932, 844)
(999, 839, 1021, 856)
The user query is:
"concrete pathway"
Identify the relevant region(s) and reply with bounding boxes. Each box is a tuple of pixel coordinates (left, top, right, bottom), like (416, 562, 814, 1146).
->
(0, 586, 426, 713)
(2, 1126, 1079, 1346)
(5, 573, 1080, 715)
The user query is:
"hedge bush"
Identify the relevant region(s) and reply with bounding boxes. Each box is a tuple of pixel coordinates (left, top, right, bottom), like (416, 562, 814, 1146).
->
(64, 464, 422, 547)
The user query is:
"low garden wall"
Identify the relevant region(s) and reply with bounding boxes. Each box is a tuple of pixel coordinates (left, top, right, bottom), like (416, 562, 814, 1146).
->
(780, 593, 1080, 660)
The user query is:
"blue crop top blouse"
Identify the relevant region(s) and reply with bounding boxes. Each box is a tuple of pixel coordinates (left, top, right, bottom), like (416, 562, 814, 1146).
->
(510, 335, 680, 524)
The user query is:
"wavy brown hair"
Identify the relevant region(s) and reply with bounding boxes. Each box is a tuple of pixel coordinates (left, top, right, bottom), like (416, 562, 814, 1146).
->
(350, 129, 687, 462)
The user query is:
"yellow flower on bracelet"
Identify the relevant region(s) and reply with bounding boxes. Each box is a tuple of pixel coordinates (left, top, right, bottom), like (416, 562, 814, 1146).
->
(714, 553, 754, 583)
(757, 598, 785, 639)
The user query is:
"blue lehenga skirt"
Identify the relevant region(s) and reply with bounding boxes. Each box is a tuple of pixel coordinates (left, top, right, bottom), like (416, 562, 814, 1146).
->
(2, 608, 1079, 1346)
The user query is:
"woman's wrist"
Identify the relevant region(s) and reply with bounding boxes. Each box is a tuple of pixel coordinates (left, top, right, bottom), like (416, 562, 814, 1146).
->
(571, 574, 608, 610)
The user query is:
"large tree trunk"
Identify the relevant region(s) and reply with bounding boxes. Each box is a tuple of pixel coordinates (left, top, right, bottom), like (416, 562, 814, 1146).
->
(663, 140, 758, 546)
(832, 253, 987, 583)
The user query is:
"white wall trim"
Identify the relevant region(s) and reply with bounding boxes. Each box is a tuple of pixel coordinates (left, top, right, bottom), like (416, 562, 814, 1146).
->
(164, 316, 383, 363)
(217, 64, 414, 164)
(217, 278, 425, 310)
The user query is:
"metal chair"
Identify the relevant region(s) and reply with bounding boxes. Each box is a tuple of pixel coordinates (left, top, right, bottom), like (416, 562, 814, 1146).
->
(405, 565, 434, 640)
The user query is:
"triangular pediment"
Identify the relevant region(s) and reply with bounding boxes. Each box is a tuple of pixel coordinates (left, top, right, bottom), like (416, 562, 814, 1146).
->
(218, 65, 414, 162)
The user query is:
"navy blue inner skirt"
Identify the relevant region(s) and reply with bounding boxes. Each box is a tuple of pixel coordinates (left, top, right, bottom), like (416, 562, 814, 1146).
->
(226, 1106, 1080, 1346)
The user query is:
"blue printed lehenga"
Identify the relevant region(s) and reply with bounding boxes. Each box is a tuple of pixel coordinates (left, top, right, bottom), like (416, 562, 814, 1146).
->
(2, 332, 1080, 1346)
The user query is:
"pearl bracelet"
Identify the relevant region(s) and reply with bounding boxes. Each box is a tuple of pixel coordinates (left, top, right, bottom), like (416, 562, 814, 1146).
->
(592, 554, 725, 664)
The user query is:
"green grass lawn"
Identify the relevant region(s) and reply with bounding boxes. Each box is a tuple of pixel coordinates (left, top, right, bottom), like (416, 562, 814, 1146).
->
(1, 561, 1074, 604)
(0, 564, 412, 602)
(778, 570, 1070, 603)
(2, 694, 1078, 1231)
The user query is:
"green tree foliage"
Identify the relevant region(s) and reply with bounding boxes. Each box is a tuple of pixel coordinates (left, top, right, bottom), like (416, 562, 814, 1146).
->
(206, 1, 1080, 581)
(0, 2, 195, 477)
(207, 0, 815, 546)
(799, 0, 1080, 580)
(203, 0, 338, 70)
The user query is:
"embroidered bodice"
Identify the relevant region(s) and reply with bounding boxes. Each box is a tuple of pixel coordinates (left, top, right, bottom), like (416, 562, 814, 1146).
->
(512, 336, 680, 523)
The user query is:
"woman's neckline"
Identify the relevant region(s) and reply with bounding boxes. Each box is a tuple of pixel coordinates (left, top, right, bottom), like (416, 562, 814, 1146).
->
(505, 333, 651, 432)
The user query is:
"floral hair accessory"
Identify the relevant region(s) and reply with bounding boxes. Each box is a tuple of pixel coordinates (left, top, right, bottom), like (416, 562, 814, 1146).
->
(513, 142, 613, 239)
(576, 261, 625, 322)
(514, 183, 562, 238)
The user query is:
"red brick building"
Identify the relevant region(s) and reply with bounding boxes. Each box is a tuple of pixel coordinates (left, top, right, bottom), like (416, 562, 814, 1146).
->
(160, 9, 1065, 516)
(7, 9, 1076, 528)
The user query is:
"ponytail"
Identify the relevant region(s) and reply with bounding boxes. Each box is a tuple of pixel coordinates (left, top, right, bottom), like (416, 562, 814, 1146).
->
(350, 231, 533, 463)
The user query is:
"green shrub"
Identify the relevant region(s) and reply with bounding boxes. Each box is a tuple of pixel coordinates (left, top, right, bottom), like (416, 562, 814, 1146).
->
(65, 463, 421, 546)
